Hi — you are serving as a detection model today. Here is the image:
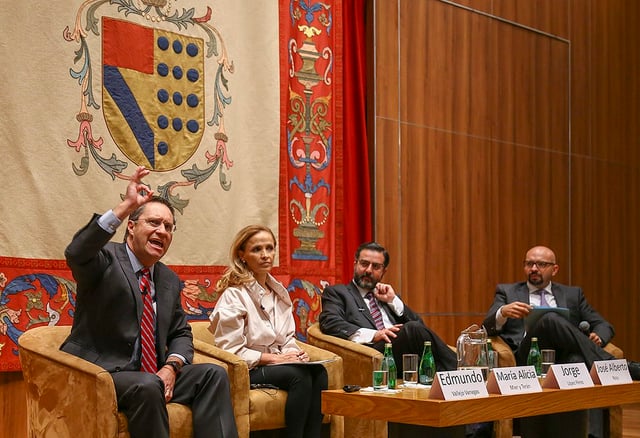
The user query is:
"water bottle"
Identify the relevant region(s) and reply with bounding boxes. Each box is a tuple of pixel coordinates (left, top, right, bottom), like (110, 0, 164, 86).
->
(527, 337, 542, 376)
(419, 341, 436, 385)
(381, 343, 397, 389)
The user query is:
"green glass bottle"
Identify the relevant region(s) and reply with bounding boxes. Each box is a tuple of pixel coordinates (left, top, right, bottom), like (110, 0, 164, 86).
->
(381, 343, 397, 389)
(527, 337, 542, 376)
(419, 341, 436, 385)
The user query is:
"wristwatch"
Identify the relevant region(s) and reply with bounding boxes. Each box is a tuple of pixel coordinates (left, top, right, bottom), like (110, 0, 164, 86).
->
(165, 360, 183, 374)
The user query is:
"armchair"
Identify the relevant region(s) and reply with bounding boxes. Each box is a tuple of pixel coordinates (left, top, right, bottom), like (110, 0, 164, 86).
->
(18, 324, 221, 438)
(189, 321, 344, 438)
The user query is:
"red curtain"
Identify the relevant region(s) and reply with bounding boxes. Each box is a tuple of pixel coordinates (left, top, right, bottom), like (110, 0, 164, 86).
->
(341, 0, 372, 283)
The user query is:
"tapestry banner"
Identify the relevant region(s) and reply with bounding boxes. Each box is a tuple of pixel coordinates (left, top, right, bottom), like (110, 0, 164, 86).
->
(0, 0, 343, 371)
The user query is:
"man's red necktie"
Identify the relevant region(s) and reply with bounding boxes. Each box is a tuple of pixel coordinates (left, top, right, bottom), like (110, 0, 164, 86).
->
(139, 268, 157, 373)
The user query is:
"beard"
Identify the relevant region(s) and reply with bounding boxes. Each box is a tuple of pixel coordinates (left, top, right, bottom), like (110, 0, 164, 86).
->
(354, 272, 377, 290)
(528, 273, 543, 286)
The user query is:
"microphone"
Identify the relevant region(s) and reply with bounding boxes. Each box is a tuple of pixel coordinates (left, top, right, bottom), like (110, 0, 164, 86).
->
(579, 321, 590, 335)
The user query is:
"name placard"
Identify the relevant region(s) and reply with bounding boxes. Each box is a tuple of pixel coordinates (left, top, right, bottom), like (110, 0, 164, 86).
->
(428, 369, 489, 400)
(590, 359, 633, 385)
(487, 365, 542, 395)
(543, 362, 594, 389)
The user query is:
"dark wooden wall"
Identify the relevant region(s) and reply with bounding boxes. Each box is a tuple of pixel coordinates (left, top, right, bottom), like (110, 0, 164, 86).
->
(372, 0, 640, 359)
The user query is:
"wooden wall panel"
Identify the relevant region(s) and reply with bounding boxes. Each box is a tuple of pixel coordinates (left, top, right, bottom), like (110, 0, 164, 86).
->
(573, 0, 640, 164)
(434, 1, 569, 40)
(373, 0, 640, 361)
(373, 118, 402, 289)
(380, 0, 571, 317)
(373, 0, 399, 119)
(568, 0, 593, 157)
(400, 0, 569, 150)
(570, 160, 640, 360)
(397, 125, 571, 314)
(493, 0, 569, 39)
(0, 372, 27, 437)
(567, 0, 640, 361)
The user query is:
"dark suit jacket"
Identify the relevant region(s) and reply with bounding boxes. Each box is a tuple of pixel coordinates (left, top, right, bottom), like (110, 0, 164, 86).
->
(319, 282, 422, 339)
(482, 281, 614, 352)
(61, 214, 193, 372)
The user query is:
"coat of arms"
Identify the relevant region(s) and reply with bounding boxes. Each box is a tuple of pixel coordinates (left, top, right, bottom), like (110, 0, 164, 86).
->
(64, 0, 234, 212)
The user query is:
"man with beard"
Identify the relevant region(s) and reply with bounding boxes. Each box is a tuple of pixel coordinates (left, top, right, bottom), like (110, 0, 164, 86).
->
(482, 245, 640, 378)
(483, 245, 640, 438)
(319, 241, 457, 372)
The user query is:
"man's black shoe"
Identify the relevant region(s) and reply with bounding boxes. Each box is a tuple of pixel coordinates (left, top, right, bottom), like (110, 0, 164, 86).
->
(628, 361, 640, 381)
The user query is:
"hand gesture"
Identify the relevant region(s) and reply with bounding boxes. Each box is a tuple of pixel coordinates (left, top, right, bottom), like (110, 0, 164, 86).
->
(374, 282, 396, 303)
(113, 166, 154, 220)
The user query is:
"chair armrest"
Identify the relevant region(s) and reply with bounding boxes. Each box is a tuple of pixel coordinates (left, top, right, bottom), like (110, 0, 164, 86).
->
(307, 323, 382, 387)
(604, 342, 624, 359)
(18, 326, 119, 438)
(192, 336, 251, 438)
(490, 336, 516, 367)
(297, 341, 344, 389)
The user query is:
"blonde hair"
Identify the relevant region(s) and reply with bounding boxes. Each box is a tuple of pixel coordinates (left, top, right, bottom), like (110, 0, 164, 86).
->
(216, 224, 276, 293)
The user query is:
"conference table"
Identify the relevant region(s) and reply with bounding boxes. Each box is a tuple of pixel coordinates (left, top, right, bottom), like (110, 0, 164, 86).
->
(322, 381, 640, 430)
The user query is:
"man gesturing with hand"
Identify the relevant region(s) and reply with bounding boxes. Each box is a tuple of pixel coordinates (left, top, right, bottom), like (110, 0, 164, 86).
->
(61, 166, 238, 438)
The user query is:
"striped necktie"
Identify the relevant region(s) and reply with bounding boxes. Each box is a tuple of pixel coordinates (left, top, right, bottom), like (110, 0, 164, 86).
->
(537, 289, 549, 307)
(365, 291, 385, 330)
(139, 268, 157, 373)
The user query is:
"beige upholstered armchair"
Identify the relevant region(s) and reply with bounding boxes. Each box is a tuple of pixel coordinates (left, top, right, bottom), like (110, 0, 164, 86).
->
(18, 324, 223, 438)
(189, 321, 344, 438)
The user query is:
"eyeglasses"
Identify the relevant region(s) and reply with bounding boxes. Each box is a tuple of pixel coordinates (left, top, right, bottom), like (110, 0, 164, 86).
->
(523, 260, 556, 269)
(135, 218, 176, 234)
(356, 259, 385, 271)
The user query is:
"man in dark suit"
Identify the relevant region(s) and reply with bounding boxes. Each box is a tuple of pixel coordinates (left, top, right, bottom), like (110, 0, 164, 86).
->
(60, 166, 238, 438)
(482, 245, 640, 378)
(483, 245, 640, 438)
(319, 241, 457, 372)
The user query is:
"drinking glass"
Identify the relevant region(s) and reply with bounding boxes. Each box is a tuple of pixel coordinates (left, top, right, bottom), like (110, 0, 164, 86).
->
(541, 349, 555, 377)
(372, 370, 388, 391)
(402, 354, 419, 386)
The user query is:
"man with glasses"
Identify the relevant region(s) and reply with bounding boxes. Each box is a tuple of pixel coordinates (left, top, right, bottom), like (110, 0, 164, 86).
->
(319, 241, 457, 372)
(483, 246, 640, 437)
(61, 166, 238, 438)
(482, 245, 640, 378)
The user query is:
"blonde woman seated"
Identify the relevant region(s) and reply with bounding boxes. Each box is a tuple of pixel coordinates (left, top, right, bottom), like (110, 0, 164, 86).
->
(210, 225, 327, 438)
